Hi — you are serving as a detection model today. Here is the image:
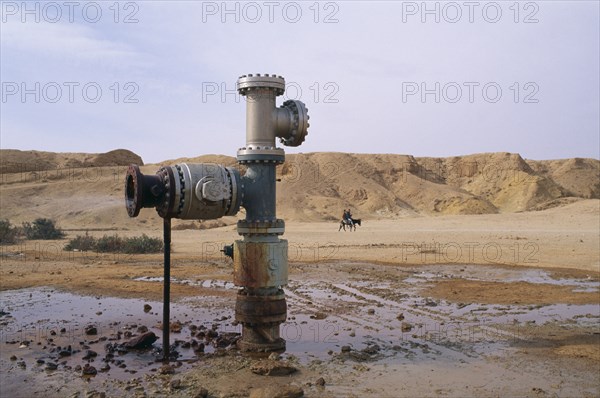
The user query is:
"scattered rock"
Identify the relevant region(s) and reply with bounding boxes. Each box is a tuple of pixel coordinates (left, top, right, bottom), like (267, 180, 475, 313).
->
(214, 332, 240, 348)
(10, 355, 17, 361)
(99, 364, 110, 372)
(316, 377, 326, 386)
(82, 350, 98, 360)
(85, 325, 98, 336)
(424, 299, 437, 307)
(194, 343, 205, 354)
(341, 345, 351, 353)
(401, 322, 413, 332)
(362, 344, 380, 355)
(45, 362, 58, 371)
(17, 361, 26, 369)
(159, 365, 175, 375)
(250, 360, 297, 376)
(309, 312, 327, 320)
(397, 313, 405, 321)
(143, 304, 152, 313)
(268, 352, 281, 361)
(84, 391, 106, 398)
(193, 387, 209, 398)
(250, 386, 304, 398)
(170, 379, 182, 389)
(82, 364, 97, 376)
(123, 332, 158, 349)
(136, 325, 148, 333)
(170, 321, 182, 333)
(58, 349, 72, 357)
(367, 309, 375, 315)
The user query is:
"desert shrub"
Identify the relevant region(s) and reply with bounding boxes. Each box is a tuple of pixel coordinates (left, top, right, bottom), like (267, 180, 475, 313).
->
(95, 235, 124, 253)
(63, 233, 163, 254)
(22, 218, 65, 240)
(0, 219, 19, 244)
(64, 232, 96, 251)
(122, 234, 163, 254)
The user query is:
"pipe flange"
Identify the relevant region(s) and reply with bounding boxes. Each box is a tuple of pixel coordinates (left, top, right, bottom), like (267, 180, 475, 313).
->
(279, 100, 309, 147)
(237, 74, 285, 96)
(174, 165, 186, 216)
(237, 147, 285, 164)
(237, 219, 285, 235)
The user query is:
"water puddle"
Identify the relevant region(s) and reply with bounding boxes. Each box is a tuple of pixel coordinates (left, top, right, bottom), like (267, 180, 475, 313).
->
(133, 276, 236, 290)
(1, 262, 598, 396)
(402, 264, 599, 292)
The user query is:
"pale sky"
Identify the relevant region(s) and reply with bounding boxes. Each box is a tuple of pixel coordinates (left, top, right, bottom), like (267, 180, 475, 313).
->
(1, 1, 599, 163)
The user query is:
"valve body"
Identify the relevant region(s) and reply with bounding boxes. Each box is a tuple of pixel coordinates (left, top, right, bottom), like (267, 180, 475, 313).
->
(124, 74, 309, 353)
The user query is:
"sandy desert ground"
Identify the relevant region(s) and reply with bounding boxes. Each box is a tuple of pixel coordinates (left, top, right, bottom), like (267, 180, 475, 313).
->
(0, 150, 598, 397)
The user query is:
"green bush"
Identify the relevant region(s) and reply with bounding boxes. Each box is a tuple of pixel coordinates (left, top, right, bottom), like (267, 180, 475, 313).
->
(95, 235, 124, 253)
(0, 219, 19, 244)
(22, 218, 64, 240)
(64, 233, 163, 254)
(63, 232, 96, 251)
(122, 234, 163, 254)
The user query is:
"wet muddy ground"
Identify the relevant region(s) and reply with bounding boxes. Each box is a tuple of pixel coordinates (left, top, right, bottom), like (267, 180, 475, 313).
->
(1, 262, 599, 397)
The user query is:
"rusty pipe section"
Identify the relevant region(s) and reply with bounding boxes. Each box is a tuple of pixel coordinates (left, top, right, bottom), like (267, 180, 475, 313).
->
(232, 74, 309, 352)
(124, 73, 309, 354)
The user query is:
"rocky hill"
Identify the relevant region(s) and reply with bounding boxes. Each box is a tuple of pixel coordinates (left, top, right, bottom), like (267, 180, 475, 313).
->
(0, 150, 597, 229)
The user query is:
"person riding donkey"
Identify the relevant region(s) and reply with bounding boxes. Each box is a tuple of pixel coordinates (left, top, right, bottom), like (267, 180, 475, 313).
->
(343, 209, 354, 227)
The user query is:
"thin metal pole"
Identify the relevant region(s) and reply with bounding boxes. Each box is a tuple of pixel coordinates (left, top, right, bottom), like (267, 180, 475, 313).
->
(163, 217, 171, 362)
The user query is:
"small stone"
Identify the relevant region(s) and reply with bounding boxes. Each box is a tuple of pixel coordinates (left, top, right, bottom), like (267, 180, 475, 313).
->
(268, 352, 280, 361)
(82, 364, 97, 376)
(95, 311, 102, 316)
(17, 361, 26, 369)
(10, 355, 17, 361)
(123, 331, 158, 349)
(159, 365, 175, 375)
(250, 360, 297, 376)
(170, 379, 182, 389)
(143, 304, 152, 313)
(401, 322, 413, 332)
(100, 364, 110, 372)
(82, 350, 98, 360)
(367, 309, 375, 315)
(397, 313, 405, 321)
(315, 377, 325, 387)
(85, 325, 98, 336)
(193, 387, 209, 398)
(136, 325, 148, 333)
(45, 362, 58, 371)
(170, 321, 182, 333)
(349, 331, 356, 337)
(341, 345, 351, 353)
